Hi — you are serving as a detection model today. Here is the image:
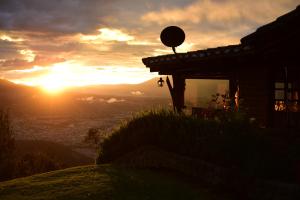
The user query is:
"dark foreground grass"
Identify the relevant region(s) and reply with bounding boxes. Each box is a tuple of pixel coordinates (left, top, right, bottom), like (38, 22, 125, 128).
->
(0, 165, 227, 200)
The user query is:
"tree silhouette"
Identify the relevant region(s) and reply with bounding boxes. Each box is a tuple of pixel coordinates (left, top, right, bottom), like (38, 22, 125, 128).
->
(0, 109, 15, 180)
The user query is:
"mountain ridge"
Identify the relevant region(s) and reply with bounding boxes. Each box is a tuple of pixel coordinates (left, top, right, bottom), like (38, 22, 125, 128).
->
(0, 78, 170, 98)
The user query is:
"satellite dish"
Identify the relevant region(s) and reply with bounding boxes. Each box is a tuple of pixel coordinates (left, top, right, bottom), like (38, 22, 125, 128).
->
(160, 26, 185, 48)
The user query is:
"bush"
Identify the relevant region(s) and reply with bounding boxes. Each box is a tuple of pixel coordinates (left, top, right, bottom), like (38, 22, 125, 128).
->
(13, 152, 61, 178)
(97, 109, 300, 183)
(97, 110, 254, 163)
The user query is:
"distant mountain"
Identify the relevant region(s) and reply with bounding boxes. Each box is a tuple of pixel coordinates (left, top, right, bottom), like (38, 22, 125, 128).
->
(0, 79, 37, 102)
(0, 79, 24, 91)
(69, 78, 171, 98)
(0, 78, 228, 103)
(0, 79, 48, 115)
(69, 78, 228, 102)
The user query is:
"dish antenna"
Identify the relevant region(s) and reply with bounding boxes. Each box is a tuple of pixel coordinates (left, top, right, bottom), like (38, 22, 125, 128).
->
(160, 26, 185, 54)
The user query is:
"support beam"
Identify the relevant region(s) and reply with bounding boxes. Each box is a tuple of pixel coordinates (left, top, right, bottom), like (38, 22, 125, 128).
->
(172, 75, 185, 113)
(229, 76, 238, 111)
(166, 76, 175, 111)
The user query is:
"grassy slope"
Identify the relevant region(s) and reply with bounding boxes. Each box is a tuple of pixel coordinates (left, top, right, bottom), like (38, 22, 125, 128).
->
(15, 140, 94, 167)
(0, 165, 225, 200)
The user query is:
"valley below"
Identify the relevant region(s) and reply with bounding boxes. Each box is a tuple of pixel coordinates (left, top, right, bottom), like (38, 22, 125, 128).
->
(10, 94, 171, 159)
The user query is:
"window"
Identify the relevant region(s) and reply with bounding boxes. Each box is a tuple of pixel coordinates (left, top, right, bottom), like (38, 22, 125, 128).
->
(184, 79, 229, 109)
(274, 82, 299, 112)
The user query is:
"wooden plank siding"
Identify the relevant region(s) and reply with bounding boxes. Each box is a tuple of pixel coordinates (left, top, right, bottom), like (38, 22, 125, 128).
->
(238, 67, 272, 126)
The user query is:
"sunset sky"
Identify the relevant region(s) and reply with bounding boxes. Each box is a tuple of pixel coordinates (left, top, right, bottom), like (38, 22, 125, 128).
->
(0, 0, 299, 92)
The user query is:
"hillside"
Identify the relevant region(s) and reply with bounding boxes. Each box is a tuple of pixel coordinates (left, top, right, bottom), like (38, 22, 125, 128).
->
(0, 165, 225, 200)
(0, 79, 37, 104)
(0, 78, 169, 100)
(15, 140, 94, 167)
(0, 79, 34, 93)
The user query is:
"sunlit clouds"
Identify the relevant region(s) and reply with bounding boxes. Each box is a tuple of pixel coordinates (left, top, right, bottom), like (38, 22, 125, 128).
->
(19, 49, 35, 62)
(80, 28, 157, 47)
(81, 28, 134, 42)
(0, 34, 24, 42)
(153, 42, 195, 56)
(0, 0, 299, 89)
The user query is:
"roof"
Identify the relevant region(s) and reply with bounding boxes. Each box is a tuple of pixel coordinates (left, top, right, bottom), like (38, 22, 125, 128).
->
(142, 5, 300, 74)
(142, 44, 254, 69)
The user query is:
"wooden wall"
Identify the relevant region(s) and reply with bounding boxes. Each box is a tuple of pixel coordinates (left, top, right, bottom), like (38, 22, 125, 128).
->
(238, 67, 272, 126)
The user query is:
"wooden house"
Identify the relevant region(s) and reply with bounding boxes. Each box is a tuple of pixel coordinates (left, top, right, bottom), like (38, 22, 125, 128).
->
(142, 6, 300, 127)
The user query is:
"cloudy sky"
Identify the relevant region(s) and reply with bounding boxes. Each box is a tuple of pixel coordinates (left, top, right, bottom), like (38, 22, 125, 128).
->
(0, 0, 298, 91)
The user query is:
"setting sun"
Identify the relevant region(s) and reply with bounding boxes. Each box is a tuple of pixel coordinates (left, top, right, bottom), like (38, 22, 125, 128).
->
(37, 64, 71, 94)
(39, 76, 68, 94)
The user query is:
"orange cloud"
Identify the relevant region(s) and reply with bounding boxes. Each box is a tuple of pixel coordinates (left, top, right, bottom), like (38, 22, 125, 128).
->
(142, 0, 298, 26)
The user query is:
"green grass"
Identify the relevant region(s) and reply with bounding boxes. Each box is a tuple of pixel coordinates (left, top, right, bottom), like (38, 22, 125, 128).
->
(0, 165, 226, 200)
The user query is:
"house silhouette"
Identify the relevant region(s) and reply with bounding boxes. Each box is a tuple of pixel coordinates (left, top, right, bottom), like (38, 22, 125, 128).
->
(142, 5, 300, 128)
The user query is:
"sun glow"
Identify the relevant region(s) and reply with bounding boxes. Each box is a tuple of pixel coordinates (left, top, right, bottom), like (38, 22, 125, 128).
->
(38, 64, 71, 94)
(39, 75, 68, 94)
(6, 61, 157, 95)
(10, 62, 157, 94)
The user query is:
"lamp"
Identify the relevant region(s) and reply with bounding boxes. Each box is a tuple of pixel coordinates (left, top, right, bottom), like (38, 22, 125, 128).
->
(157, 77, 164, 87)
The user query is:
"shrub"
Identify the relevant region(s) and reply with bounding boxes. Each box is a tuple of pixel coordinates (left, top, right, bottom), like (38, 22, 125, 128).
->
(97, 109, 300, 183)
(96, 109, 251, 164)
(13, 152, 61, 178)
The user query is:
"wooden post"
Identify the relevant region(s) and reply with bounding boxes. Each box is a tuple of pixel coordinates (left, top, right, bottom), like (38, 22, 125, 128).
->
(266, 67, 275, 127)
(229, 75, 238, 111)
(172, 75, 185, 113)
(166, 75, 185, 112)
(166, 76, 175, 111)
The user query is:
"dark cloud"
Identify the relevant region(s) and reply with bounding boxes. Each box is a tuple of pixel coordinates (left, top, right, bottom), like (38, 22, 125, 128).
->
(0, 0, 116, 34)
(0, 58, 31, 70)
(27, 41, 83, 54)
(0, 39, 23, 59)
(0, 55, 65, 70)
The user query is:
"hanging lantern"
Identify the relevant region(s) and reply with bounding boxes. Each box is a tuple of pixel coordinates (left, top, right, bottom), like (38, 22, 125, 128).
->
(157, 77, 164, 87)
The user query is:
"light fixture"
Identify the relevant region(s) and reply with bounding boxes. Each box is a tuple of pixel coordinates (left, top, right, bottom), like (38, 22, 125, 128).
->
(157, 77, 164, 87)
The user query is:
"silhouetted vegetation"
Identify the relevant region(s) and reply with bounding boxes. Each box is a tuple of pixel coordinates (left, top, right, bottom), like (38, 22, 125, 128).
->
(0, 109, 15, 180)
(97, 109, 300, 184)
(0, 109, 60, 181)
(84, 128, 109, 148)
(0, 109, 92, 181)
(14, 152, 60, 178)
